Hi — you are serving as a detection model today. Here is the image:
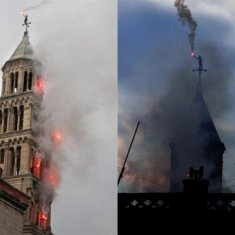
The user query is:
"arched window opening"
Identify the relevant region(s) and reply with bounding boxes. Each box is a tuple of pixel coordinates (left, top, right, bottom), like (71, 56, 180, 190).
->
(16, 146, 21, 175)
(30, 202, 36, 223)
(0, 110, 2, 133)
(0, 149, 4, 164)
(13, 107, 18, 131)
(28, 72, 33, 90)
(23, 71, 28, 92)
(31, 155, 35, 174)
(19, 106, 24, 130)
(39, 159, 44, 179)
(2, 80, 5, 94)
(3, 109, 8, 133)
(10, 73, 14, 93)
(14, 72, 18, 92)
(36, 211, 39, 226)
(9, 148, 14, 176)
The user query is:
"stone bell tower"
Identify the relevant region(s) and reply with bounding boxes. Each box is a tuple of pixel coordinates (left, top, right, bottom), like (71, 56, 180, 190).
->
(0, 16, 53, 234)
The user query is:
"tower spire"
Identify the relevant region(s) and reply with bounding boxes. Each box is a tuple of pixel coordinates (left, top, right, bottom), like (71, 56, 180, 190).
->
(170, 54, 225, 192)
(22, 14, 31, 33)
(192, 54, 207, 85)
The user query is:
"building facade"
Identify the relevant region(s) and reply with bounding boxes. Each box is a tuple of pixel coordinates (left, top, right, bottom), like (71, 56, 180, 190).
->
(0, 178, 30, 235)
(0, 22, 53, 234)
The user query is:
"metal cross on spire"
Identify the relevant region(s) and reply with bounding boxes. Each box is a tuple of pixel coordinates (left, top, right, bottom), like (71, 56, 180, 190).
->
(22, 14, 31, 32)
(192, 54, 207, 84)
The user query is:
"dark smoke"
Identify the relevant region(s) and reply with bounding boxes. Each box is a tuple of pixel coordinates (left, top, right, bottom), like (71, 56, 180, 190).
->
(174, 0, 197, 52)
(119, 42, 233, 192)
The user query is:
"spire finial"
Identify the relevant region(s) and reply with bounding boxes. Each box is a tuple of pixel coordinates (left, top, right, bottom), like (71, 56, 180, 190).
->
(22, 14, 31, 33)
(192, 54, 207, 83)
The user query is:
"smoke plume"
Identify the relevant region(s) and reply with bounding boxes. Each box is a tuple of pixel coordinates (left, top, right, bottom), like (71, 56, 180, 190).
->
(174, 0, 197, 52)
(23, 0, 52, 12)
(31, 88, 62, 215)
(30, 1, 116, 233)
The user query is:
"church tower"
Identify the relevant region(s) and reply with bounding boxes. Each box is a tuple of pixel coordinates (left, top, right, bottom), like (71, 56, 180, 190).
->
(0, 16, 53, 234)
(170, 56, 225, 193)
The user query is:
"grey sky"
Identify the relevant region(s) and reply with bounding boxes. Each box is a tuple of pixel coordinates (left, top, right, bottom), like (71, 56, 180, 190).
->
(0, 0, 116, 234)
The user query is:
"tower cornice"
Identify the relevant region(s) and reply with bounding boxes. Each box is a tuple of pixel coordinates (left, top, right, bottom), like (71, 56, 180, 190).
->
(2, 57, 42, 72)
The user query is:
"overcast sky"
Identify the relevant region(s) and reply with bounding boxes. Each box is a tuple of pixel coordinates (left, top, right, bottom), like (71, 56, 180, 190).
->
(0, 0, 116, 234)
(119, 0, 235, 192)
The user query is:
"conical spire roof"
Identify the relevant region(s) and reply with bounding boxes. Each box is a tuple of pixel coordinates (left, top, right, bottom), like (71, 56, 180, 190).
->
(171, 81, 224, 155)
(188, 82, 222, 144)
(170, 79, 225, 192)
(8, 31, 34, 62)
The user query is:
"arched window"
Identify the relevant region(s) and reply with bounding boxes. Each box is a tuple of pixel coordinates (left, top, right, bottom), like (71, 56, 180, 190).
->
(16, 146, 21, 175)
(36, 211, 39, 226)
(14, 72, 18, 92)
(29, 202, 36, 223)
(10, 73, 14, 93)
(9, 148, 14, 176)
(0, 149, 4, 164)
(31, 155, 35, 174)
(19, 106, 24, 130)
(40, 159, 44, 179)
(23, 71, 28, 92)
(13, 107, 18, 131)
(3, 109, 8, 133)
(28, 72, 33, 90)
(0, 110, 2, 133)
(2, 80, 5, 95)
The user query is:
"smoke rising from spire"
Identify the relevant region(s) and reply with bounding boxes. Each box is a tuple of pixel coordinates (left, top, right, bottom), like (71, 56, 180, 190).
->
(119, 41, 234, 192)
(174, 0, 197, 52)
(22, 0, 52, 12)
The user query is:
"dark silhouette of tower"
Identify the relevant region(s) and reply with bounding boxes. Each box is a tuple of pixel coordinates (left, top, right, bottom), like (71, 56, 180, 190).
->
(170, 57, 225, 192)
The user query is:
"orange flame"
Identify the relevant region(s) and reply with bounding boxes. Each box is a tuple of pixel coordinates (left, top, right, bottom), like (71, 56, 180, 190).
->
(46, 166, 60, 188)
(35, 159, 41, 168)
(40, 210, 48, 229)
(41, 213, 48, 221)
(51, 130, 63, 143)
(191, 51, 196, 57)
(34, 76, 44, 93)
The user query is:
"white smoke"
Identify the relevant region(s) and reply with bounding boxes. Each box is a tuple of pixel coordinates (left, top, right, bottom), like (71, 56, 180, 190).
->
(22, 0, 53, 12)
(29, 0, 116, 234)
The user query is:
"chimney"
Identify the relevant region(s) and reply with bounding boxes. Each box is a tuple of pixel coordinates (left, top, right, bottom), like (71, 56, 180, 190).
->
(181, 166, 209, 210)
(182, 166, 209, 194)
